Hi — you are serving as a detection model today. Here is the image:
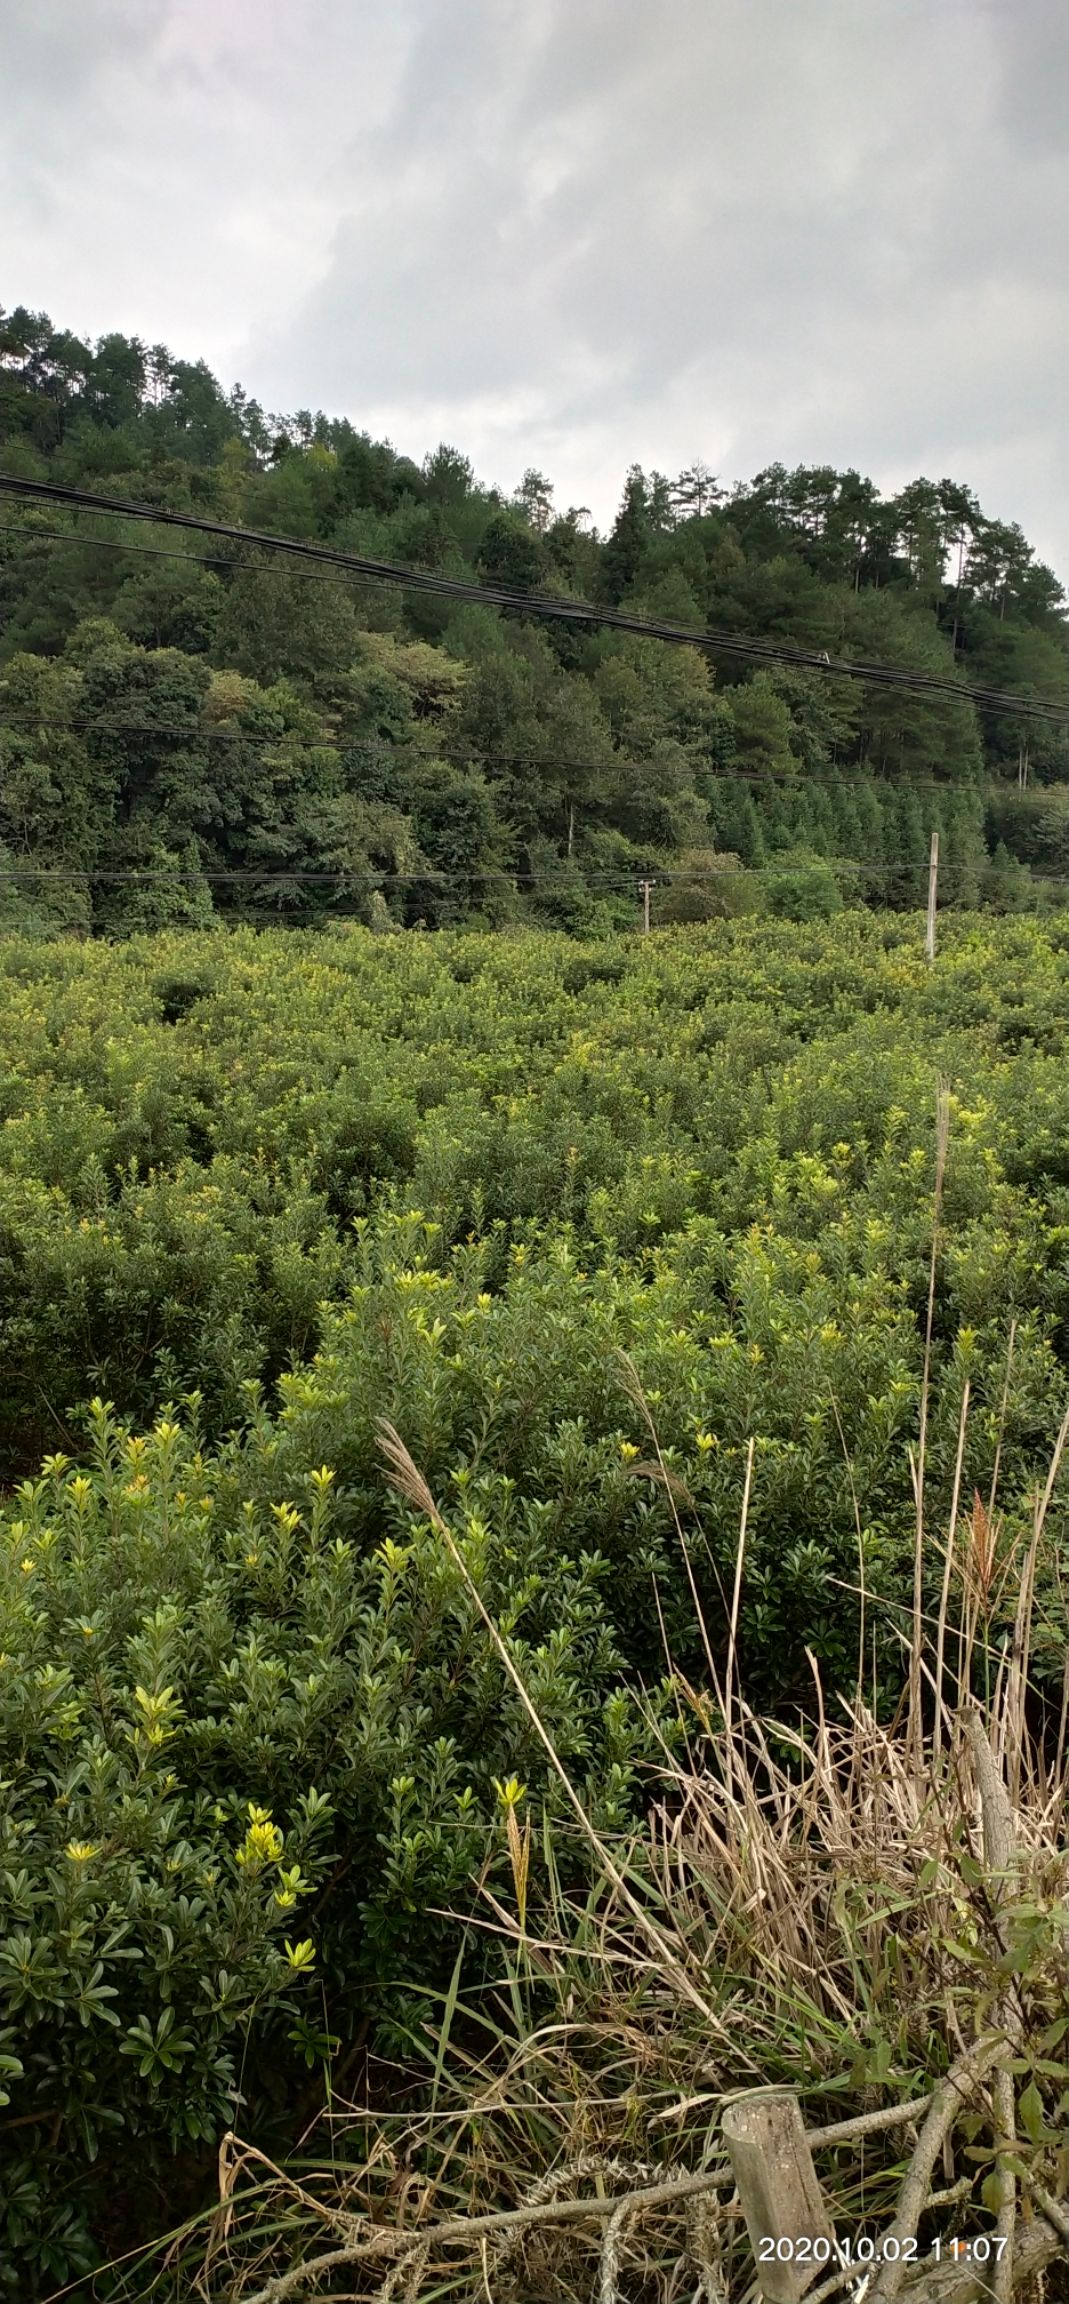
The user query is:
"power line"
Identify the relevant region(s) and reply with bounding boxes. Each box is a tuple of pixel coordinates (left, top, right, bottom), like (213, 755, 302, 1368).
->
(2, 507, 1064, 731)
(0, 517, 400, 596)
(1, 472, 1066, 728)
(0, 500, 1052, 722)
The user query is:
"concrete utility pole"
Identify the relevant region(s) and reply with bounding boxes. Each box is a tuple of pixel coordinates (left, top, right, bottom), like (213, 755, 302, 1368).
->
(638, 878, 656, 934)
(925, 831, 939, 963)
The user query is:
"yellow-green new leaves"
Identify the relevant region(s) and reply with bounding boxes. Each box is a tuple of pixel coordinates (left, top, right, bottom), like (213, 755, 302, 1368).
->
(127, 1682, 182, 1757)
(494, 1776, 532, 1930)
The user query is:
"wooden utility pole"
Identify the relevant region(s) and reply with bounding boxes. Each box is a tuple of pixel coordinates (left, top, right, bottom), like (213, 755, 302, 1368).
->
(925, 832, 939, 963)
(638, 878, 655, 934)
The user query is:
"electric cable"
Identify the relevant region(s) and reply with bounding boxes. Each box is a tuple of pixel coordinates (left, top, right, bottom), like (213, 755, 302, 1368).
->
(1, 473, 1066, 728)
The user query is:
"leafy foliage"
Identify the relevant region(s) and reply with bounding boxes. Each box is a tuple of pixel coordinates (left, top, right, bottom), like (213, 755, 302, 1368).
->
(2, 304, 1068, 930)
(1, 915, 1069, 2284)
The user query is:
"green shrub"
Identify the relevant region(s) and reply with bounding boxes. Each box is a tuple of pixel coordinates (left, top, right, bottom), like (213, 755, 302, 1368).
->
(0, 1371, 658, 2290)
(0, 1419, 338, 2287)
(1, 915, 1069, 2284)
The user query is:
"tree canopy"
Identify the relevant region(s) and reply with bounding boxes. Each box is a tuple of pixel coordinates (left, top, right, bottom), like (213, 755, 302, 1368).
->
(1, 301, 1067, 931)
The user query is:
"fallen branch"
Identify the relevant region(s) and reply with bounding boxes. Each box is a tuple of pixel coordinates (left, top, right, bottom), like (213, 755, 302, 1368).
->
(899, 2215, 1066, 2304)
(807, 2098, 934, 2151)
(652, 2094, 934, 2142)
(962, 1709, 1020, 2304)
(866, 2035, 1006, 2304)
(1019, 2171, 1069, 2248)
(240, 2166, 739, 2304)
(237, 2095, 941, 2304)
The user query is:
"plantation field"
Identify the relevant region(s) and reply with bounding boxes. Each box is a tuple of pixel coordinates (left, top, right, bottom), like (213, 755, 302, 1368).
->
(3, 909, 1069, 2292)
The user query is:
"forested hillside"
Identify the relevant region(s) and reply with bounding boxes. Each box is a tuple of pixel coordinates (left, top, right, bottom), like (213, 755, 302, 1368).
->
(2, 303, 1068, 935)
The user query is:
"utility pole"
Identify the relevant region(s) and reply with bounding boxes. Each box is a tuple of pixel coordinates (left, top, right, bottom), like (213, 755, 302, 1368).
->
(925, 830, 939, 963)
(638, 877, 655, 934)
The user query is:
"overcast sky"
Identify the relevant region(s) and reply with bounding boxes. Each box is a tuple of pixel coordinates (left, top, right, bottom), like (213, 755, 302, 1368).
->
(2, 0, 1067, 577)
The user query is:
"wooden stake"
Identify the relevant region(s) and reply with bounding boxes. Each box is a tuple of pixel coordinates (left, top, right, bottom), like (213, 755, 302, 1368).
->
(721, 2090, 835, 2302)
(925, 831, 939, 963)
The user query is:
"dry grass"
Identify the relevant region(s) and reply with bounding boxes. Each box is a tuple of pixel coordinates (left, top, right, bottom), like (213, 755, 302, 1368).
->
(130, 1417, 1069, 2304)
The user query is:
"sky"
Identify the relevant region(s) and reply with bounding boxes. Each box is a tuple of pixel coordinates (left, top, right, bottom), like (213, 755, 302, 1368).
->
(2, 0, 1067, 577)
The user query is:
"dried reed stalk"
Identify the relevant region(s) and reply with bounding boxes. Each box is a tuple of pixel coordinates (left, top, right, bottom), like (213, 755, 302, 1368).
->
(910, 1080, 951, 1771)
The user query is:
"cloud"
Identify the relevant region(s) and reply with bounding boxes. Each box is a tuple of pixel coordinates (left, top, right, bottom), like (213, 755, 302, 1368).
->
(987, 0, 1069, 156)
(2, 0, 1067, 579)
(0, 0, 411, 376)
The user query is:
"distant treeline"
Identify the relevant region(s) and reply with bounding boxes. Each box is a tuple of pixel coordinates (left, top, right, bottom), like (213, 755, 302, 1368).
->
(1, 303, 1067, 933)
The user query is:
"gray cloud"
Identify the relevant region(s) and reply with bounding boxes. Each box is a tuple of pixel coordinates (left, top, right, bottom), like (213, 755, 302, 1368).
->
(2, 0, 1067, 579)
(1, 0, 167, 110)
(988, 0, 1069, 154)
